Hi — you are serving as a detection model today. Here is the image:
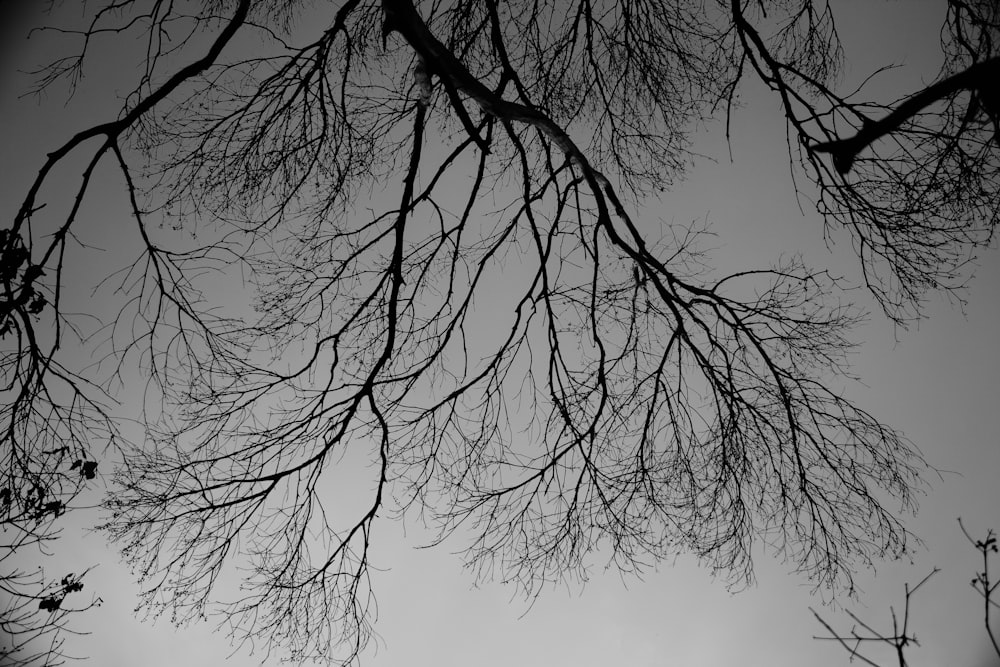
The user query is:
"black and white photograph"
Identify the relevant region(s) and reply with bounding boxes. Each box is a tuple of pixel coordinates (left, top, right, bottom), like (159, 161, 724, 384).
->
(1, 1, 998, 665)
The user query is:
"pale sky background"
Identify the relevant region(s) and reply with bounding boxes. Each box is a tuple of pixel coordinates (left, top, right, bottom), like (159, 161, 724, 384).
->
(2, 1, 999, 666)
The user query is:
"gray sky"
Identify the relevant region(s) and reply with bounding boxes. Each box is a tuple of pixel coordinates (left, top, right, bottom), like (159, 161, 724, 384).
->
(2, 2, 998, 666)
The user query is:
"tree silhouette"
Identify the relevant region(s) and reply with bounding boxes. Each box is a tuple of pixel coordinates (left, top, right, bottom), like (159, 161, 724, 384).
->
(2, 222, 108, 665)
(812, 520, 1000, 667)
(3, 0, 996, 664)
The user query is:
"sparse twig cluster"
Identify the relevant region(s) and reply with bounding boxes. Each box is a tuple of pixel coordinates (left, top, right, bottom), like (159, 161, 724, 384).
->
(813, 520, 1000, 667)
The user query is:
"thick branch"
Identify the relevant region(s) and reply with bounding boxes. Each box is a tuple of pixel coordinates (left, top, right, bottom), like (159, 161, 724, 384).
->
(9, 0, 251, 240)
(381, 0, 596, 179)
(813, 56, 1000, 174)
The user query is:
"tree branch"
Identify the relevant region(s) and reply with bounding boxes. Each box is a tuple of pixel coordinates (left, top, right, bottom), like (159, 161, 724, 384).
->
(813, 56, 1000, 174)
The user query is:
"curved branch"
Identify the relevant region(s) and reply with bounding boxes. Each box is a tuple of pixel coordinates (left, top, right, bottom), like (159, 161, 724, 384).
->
(813, 56, 1000, 173)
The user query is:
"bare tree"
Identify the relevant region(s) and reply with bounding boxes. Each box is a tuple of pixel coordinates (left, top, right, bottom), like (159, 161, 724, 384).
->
(965, 520, 1000, 662)
(812, 520, 1000, 667)
(3, 0, 996, 663)
(813, 569, 939, 667)
(772, 0, 1000, 321)
(1, 564, 101, 667)
(2, 221, 110, 663)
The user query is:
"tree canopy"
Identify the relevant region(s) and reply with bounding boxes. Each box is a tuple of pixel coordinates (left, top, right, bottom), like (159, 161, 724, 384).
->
(2, 0, 997, 664)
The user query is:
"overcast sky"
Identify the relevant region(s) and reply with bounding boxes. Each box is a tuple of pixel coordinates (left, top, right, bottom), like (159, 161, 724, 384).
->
(2, 2, 998, 666)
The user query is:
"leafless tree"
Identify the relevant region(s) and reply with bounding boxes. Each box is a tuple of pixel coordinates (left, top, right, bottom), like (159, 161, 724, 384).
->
(812, 520, 999, 667)
(779, 0, 1000, 321)
(3, 0, 996, 663)
(0, 564, 101, 667)
(2, 222, 111, 663)
(813, 569, 939, 667)
(965, 520, 1000, 662)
